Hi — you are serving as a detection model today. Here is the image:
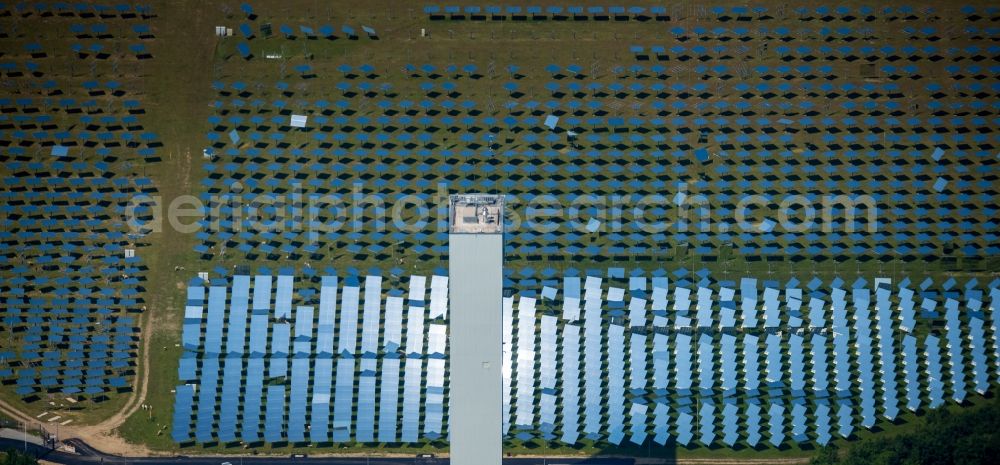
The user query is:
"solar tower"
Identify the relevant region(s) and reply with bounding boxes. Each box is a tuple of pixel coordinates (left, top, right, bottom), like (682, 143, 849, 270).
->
(448, 194, 504, 465)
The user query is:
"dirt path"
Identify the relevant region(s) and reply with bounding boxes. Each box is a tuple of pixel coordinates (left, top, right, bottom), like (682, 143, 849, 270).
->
(14, 0, 221, 457)
(0, 398, 41, 428)
(2, 393, 812, 463)
(47, 0, 214, 456)
(0, 305, 156, 456)
(65, 308, 156, 456)
(95, 310, 153, 432)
